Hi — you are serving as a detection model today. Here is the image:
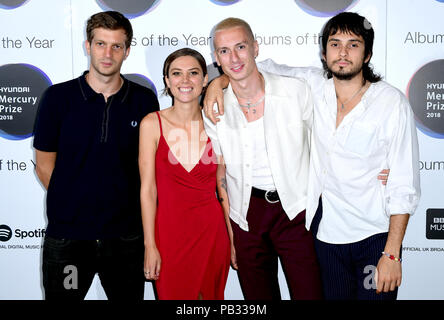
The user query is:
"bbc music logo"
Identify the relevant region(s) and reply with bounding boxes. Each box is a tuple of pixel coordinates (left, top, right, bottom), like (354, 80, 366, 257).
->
(294, 0, 358, 17)
(426, 209, 444, 239)
(96, 0, 161, 18)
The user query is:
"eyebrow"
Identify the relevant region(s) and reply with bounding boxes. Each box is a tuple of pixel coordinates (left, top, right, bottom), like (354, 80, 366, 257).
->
(170, 67, 201, 71)
(93, 39, 125, 45)
(328, 38, 364, 43)
(216, 41, 248, 51)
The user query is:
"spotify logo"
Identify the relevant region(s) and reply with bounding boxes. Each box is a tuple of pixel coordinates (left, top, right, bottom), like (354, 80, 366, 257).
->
(0, 225, 12, 242)
(294, 0, 358, 17)
(0, 64, 52, 140)
(96, 0, 161, 18)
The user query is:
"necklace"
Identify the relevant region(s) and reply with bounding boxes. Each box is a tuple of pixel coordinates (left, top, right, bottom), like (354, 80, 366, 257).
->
(238, 94, 265, 114)
(337, 82, 366, 110)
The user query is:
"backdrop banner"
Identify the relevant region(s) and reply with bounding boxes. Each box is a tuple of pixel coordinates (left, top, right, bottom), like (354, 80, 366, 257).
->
(0, 0, 443, 300)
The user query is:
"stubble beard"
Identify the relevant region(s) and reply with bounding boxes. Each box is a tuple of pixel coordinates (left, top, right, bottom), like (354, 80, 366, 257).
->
(329, 59, 365, 81)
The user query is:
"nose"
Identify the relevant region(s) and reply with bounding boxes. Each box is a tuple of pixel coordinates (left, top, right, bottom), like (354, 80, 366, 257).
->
(182, 73, 191, 82)
(104, 45, 112, 57)
(230, 49, 240, 63)
(339, 45, 348, 57)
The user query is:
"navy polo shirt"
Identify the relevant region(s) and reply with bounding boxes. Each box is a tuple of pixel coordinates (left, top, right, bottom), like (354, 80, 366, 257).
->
(33, 72, 159, 239)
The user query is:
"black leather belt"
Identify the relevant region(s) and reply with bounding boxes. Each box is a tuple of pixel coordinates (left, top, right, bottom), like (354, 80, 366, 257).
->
(251, 187, 280, 204)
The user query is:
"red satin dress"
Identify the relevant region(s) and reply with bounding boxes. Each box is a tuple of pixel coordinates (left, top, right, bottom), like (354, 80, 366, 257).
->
(154, 112, 230, 300)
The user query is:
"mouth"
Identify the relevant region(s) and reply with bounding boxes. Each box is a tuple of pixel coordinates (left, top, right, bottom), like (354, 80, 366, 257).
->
(335, 60, 352, 67)
(231, 64, 244, 73)
(179, 87, 192, 93)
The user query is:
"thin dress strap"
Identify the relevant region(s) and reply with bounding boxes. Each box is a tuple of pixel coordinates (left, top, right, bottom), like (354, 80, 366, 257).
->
(155, 111, 163, 137)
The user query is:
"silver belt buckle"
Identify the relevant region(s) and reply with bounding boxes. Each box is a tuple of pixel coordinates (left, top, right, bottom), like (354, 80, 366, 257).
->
(265, 190, 279, 204)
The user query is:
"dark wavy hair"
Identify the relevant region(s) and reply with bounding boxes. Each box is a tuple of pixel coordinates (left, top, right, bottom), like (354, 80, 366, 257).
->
(321, 12, 382, 83)
(162, 48, 208, 98)
(86, 11, 133, 49)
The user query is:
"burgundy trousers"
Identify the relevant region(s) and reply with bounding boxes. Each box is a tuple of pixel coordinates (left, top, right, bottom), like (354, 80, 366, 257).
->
(231, 195, 322, 300)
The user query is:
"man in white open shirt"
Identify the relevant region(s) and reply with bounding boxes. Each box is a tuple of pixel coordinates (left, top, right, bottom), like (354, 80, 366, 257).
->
(203, 17, 322, 300)
(204, 12, 420, 300)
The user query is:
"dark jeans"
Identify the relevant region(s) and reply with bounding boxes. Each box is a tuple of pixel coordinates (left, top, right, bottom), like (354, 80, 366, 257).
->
(42, 234, 145, 300)
(231, 196, 322, 300)
(311, 200, 398, 300)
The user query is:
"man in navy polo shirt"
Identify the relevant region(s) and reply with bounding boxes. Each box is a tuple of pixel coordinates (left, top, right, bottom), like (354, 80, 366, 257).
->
(33, 11, 159, 300)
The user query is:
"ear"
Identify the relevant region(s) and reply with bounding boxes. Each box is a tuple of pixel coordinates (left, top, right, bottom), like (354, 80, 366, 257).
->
(364, 52, 371, 64)
(85, 40, 91, 55)
(164, 75, 170, 89)
(203, 74, 209, 87)
(253, 40, 259, 58)
(214, 51, 221, 67)
(124, 45, 131, 60)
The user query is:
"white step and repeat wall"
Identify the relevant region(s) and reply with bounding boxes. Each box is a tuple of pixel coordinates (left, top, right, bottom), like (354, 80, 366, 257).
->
(0, 0, 443, 300)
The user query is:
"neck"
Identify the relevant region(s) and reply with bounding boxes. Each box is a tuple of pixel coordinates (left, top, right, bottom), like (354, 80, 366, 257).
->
(171, 101, 202, 123)
(86, 69, 123, 98)
(231, 69, 264, 102)
(333, 72, 366, 97)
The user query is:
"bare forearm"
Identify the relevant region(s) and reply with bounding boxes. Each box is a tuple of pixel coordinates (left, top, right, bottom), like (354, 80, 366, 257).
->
(216, 163, 232, 240)
(218, 177, 234, 244)
(215, 74, 229, 89)
(35, 150, 56, 190)
(141, 190, 158, 249)
(217, 176, 230, 212)
(36, 166, 53, 190)
(384, 214, 410, 257)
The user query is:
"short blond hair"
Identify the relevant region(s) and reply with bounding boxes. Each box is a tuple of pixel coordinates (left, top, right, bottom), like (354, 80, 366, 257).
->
(212, 17, 255, 49)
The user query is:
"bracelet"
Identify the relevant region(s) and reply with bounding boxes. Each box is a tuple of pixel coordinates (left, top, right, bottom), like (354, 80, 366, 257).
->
(382, 251, 402, 262)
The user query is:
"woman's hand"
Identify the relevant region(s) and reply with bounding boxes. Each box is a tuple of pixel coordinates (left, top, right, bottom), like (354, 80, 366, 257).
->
(144, 246, 161, 281)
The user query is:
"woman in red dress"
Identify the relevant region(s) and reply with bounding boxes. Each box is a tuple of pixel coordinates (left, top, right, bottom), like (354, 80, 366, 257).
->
(139, 48, 231, 300)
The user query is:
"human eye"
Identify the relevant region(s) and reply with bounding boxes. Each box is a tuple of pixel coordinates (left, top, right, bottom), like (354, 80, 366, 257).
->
(171, 71, 181, 76)
(218, 48, 228, 55)
(113, 44, 123, 50)
(237, 44, 246, 50)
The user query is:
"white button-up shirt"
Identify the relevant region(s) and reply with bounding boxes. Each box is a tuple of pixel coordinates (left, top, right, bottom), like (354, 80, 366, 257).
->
(203, 71, 313, 231)
(258, 59, 421, 244)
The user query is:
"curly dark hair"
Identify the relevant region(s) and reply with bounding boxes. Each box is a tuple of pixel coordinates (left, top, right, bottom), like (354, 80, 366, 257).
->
(321, 12, 382, 83)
